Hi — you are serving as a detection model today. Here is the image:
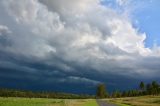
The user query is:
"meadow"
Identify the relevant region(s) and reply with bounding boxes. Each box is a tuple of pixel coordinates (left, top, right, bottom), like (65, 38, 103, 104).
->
(107, 95, 160, 106)
(0, 97, 98, 106)
(1, 96, 160, 106)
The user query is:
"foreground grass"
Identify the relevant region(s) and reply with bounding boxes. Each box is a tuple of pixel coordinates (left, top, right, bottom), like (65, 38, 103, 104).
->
(0, 97, 64, 106)
(107, 95, 160, 106)
(0, 97, 98, 106)
(65, 99, 98, 106)
(84, 100, 98, 106)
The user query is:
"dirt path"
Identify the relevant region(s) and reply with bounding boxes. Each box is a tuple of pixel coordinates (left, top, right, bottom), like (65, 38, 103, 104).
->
(96, 99, 117, 106)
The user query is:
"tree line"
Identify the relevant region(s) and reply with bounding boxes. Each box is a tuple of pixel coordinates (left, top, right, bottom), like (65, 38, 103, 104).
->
(0, 88, 94, 99)
(96, 81, 160, 98)
(0, 81, 159, 99)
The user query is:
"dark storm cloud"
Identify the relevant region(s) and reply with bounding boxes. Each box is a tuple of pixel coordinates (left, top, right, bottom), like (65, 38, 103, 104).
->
(0, 0, 160, 93)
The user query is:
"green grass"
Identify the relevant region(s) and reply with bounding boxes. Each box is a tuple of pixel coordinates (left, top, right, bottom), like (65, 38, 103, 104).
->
(107, 96, 160, 106)
(0, 97, 98, 106)
(64, 99, 98, 106)
(84, 100, 98, 106)
(114, 102, 130, 106)
(0, 97, 64, 106)
(3, 96, 160, 106)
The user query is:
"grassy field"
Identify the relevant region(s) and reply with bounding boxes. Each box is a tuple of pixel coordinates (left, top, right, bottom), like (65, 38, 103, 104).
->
(107, 96, 160, 106)
(2, 96, 160, 106)
(0, 97, 98, 106)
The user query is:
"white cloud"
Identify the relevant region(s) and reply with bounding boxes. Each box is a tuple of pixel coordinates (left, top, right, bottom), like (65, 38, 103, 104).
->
(116, 0, 128, 6)
(65, 76, 100, 85)
(39, 0, 99, 15)
(0, 0, 160, 84)
(3, 0, 64, 35)
(0, 25, 11, 35)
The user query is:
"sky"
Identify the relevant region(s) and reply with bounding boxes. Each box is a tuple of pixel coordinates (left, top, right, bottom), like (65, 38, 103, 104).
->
(0, 0, 160, 94)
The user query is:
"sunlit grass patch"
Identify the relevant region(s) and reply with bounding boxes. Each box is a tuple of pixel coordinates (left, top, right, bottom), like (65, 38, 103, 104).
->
(64, 99, 98, 106)
(0, 97, 97, 106)
(107, 96, 160, 106)
(84, 99, 98, 106)
(0, 97, 63, 106)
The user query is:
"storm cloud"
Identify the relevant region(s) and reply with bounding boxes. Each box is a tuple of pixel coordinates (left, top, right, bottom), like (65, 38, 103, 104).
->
(0, 0, 160, 93)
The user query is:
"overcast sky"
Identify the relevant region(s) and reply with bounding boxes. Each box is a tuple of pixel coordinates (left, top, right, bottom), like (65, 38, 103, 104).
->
(0, 0, 160, 94)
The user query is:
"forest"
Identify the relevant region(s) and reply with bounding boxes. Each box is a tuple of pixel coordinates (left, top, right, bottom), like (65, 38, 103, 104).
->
(0, 81, 160, 99)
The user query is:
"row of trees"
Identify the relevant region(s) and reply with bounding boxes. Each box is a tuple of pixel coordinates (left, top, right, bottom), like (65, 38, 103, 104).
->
(96, 81, 160, 98)
(0, 81, 159, 99)
(0, 88, 94, 99)
(139, 81, 160, 95)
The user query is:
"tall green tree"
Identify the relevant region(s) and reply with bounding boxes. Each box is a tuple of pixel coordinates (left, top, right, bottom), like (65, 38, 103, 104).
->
(96, 84, 108, 98)
(152, 81, 159, 89)
(112, 90, 121, 98)
(152, 81, 159, 95)
(139, 81, 145, 90)
(146, 83, 152, 95)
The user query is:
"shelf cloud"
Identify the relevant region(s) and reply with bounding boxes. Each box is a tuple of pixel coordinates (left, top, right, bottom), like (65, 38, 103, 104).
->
(0, 0, 160, 93)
